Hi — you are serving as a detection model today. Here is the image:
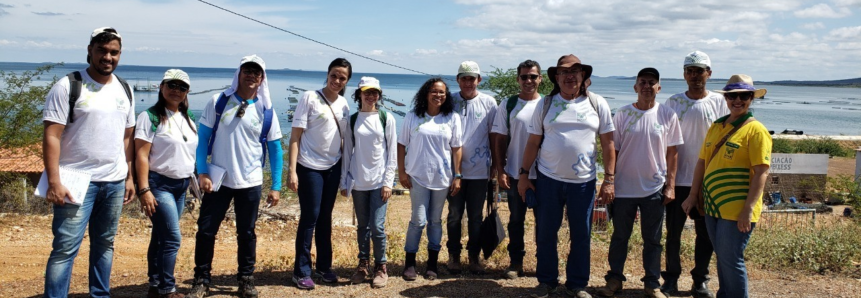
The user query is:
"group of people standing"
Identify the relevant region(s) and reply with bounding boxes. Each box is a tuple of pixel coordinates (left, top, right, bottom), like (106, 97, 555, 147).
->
(40, 27, 772, 298)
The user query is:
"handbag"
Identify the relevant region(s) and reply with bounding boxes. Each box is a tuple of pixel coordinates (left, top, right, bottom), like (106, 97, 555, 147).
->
(480, 180, 506, 259)
(696, 118, 753, 216)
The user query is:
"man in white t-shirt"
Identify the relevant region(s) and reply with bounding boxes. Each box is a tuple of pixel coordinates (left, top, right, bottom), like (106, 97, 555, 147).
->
(41, 27, 135, 298)
(599, 68, 682, 298)
(489, 59, 543, 279)
(660, 51, 725, 298)
(446, 60, 498, 274)
(189, 55, 283, 298)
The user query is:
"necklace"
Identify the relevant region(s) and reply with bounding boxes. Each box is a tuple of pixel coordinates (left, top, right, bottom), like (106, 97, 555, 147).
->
(167, 109, 188, 142)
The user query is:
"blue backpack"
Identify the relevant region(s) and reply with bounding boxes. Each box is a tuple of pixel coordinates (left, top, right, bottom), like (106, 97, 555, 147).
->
(206, 92, 274, 166)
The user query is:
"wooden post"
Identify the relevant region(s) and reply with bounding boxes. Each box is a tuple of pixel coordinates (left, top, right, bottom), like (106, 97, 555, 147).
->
(22, 178, 28, 205)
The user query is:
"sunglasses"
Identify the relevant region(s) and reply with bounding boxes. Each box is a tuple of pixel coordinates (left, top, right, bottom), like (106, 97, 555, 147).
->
(725, 92, 754, 101)
(166, 82, 189, 92)
(557, 68, 582, 77)
(237, 101, 250, 118)
(241, 68, 263, 78)
(519, 74, 540, 81)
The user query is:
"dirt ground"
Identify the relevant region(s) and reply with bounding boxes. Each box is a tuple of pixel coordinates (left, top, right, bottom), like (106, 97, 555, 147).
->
(2, 189, 861, 298)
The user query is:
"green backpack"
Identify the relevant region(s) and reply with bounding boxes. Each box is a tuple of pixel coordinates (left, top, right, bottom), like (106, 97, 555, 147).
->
(349, 110, 388, 145)
(145, 106, 196, 132)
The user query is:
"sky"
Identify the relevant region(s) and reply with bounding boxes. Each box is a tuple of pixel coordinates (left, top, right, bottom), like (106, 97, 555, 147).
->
(1, 0, 860, 81)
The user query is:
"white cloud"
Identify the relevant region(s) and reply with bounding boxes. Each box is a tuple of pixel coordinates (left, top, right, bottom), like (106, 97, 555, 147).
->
(414, 49, 438, 55)
(832, 0, 861, 7)
(801, 22, 826, 30)
(794, 3, 852, 18)
(826, 26, 861, 39)
(835, 42, 861, 50)
(0, 39, 16, 45)
(367, 50, 384, 56)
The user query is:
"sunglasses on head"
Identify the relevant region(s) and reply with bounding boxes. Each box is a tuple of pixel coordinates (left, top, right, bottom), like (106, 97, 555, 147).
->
(237, 101, 250, 118)
(725, 92, 754, 101)
(166, 82, 189, 92)
(519, 74, 540, 81)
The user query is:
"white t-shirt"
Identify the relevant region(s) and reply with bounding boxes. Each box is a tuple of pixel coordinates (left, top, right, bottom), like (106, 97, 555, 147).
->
(613, 102, 683, 198)
(664, 91, 731, 186)
(527, 93, 615, 183)
(292, 90, 350, 170)
(398, 111, 464, 190)
(42, 70, 135, 182)
(490, 96, 540, 179)
(134, 109, 198, 179)
(199, 94, 282, 189)
(340, 110, 397, 192)
(451, 92, 497, 179)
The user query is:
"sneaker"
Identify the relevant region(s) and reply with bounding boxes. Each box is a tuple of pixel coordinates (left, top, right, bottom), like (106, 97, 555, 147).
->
(691, 282, 715, 298)
(237, 275, 258, 298)
(372, 264, 388, 288)
(530, 283, 558, 298)
(292, 276, 315, 290)
(315, 269, 338, 283)
(564, 288, 592, 298)
(595, 278, 622, 297)
(148, 287, 160, 298)
(350, 259, 371, 284)
(425, 269, 438, 280)
(159, 292, 186, 298)
(660, 279, 678, 296)
(644, 287, 668, 298)
(402, 265, 418, 281)
(503, 262, 523, 279)
(468, 254, 485, 275)
(186, 278, 209, 298)
(447, 253, 462, 274)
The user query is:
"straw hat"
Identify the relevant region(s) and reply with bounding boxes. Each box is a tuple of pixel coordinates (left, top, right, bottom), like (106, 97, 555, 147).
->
(715, 74, 767, 99)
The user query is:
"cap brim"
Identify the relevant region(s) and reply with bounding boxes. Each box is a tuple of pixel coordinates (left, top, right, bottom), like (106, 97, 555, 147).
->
(715, 89, 768, 98)
(360, 86, 381, 92)
(684, 63, 710, 69)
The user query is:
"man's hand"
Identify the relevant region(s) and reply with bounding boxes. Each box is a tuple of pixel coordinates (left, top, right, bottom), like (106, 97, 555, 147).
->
(124, 178, 135, 205)
(139, 191, 158, 217)
(266, 190, 280, 208)
(598, 182, 615, 205)
(662, 185, 675, 205)
(46, 182, 71, 206)
(381, 186, 392, 203)
(398, 171, 412, 189)
(737, 207, 753, 233)
(199, 174, 213, 193)
(681, 194, 697, 215)
(449, 179, 461, 196)
(498, 172, 511, 190)
(517, 177, 535, 199)
(340, 189, 349, 197)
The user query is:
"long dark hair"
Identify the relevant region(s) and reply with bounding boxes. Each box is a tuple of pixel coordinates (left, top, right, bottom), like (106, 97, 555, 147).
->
(151, 81, 197, 133)
(352, 88, 383, 110)
(325, 58, 352, 96)
(412, 77, 453, 117)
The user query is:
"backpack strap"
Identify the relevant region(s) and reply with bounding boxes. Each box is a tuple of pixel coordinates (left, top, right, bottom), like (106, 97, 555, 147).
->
(207, 92, 230, 156)
(66, 72, 83, 123)
(350, 110, 389, 146)
(146, 107, 160, 132)
(539, 95, 554, 148)
(505, 95, 519, 129)
(259, 107, 274, 167)
(114, 75, 133, 107)
(586, 91, 599, 113)
(187, 110, 197, 123)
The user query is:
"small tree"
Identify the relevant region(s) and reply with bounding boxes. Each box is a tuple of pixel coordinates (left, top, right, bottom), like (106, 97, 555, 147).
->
(0, 63, 61, 151)
(480, 66, 554, 104)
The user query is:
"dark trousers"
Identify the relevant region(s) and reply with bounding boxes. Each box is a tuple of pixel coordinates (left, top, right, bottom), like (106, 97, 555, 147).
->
(664, 186, 713, 284)
(445, 178, 488, 257)
(605, 191, 665, 289)
(505, 177, 535, 265)
(193, 185, 262, 283)
(293, 162, 341, 277)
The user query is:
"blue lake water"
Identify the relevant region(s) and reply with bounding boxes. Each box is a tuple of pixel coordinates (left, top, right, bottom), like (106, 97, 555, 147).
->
(3, 62, 859, 136)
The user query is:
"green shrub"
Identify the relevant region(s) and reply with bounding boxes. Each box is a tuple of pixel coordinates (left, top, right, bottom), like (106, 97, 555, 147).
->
(771, 138, 852, 157)
(747, 220, 861, 274)
(771, 138, 794, 153)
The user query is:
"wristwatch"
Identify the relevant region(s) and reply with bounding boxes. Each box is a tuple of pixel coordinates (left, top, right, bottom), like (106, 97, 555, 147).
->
(454, 173, 463, 179)
(519, 167, 529, 176)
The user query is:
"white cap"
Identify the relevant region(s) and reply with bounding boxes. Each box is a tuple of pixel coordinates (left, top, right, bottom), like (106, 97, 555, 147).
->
(162, 69, 190, 86)
(684, 51, 711, 69)
(240, 54, 266, 71)
(90, 27, 121, 42)
(358, 76, 381, 92)
(457, 60, 481, 78)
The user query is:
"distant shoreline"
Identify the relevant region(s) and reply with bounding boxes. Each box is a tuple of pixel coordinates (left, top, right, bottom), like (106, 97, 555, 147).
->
(607, 75, 861, 88)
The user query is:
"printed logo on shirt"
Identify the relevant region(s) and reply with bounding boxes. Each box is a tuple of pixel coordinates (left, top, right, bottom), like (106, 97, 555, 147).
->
(723, 146, 736, 160)
(652, 122, 664, 134)
(115, 96, 127, 111)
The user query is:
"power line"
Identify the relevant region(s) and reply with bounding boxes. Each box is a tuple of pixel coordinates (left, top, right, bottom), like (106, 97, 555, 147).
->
(196, 0, 441, 77)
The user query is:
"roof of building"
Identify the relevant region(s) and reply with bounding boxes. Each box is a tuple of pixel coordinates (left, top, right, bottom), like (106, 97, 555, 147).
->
(0, 145, 43, 173)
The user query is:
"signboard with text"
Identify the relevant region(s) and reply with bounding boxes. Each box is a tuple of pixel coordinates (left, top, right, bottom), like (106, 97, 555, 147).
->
(769, 153, 828, 175)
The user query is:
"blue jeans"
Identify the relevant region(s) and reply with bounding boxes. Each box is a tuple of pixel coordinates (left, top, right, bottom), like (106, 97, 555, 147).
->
(44, 180, 125, 298)
(605, 191, 665, 289)
(705, 215, 755, 298)
(404, 178, 447, 253)
(293, 161, 341, 277)
(193, 185, 262, 283)
(146, 172, 189, 294)
(506, 177, 535, 265)
(446, 178, 487, 257)
(352, 188, 388, 264)
(534, 172, 596, 290)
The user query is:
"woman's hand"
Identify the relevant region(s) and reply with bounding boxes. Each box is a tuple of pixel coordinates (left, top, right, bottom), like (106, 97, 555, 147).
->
(381, 186, 392, 203)
(681, 194, 698, 215)
(199, 174, 213, 193)
(398, 171, 412, 189)
(449, 178, 461, 196)
(139, 191, 158, 217)
(737, 207, 754, 233)
(287, 171, 299, 192)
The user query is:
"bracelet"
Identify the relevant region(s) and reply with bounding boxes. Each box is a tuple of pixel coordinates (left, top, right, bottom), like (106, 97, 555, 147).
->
(454, 173, 463, 179)
(602, 180, 615, 185)
(604, 173, 615, 176)
(137, 187, 151, 196)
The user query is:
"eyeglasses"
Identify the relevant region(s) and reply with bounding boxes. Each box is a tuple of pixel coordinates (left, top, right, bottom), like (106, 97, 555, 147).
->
(241, 68, 263, 78)
(557, 68, 582, 77)
(166, 82, 189, 92)
(725, 92, 754, 101)
(519, 74, 540, 81)
(237, 101, 250, 118)
(684, 67, 708, 75)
